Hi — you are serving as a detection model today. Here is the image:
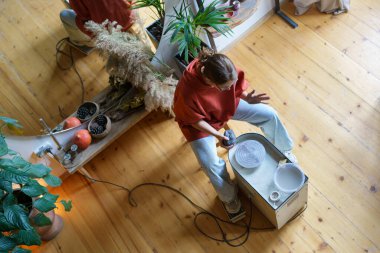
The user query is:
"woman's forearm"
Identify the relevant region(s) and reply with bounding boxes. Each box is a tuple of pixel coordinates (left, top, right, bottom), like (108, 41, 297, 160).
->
(192, 120, 223, 139)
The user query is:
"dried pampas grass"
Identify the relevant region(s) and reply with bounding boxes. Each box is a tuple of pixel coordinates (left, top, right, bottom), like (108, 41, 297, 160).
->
(85, 20, 177, 115)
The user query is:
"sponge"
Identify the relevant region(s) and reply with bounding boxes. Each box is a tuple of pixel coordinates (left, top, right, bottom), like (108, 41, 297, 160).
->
(222, 129, 236, 146)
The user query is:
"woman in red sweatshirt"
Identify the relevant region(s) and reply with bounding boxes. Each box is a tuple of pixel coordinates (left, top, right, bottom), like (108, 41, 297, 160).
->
(173, 49, 295, 219)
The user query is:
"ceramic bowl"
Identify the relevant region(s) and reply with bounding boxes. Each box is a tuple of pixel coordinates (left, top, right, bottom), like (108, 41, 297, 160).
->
(88, 114, 111, 139)
(76, 102, 99, 122)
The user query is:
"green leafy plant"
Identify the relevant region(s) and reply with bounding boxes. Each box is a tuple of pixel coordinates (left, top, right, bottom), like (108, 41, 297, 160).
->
(132, 0, 165, 23)
(164, 0, 233, 63)
(0, 116, 72, 253)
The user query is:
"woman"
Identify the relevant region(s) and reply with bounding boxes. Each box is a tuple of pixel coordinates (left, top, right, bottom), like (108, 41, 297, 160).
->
(173, 49, 296, 218)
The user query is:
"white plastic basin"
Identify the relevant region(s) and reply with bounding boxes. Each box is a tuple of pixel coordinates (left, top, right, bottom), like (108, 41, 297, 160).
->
(274, 163, 305, 193)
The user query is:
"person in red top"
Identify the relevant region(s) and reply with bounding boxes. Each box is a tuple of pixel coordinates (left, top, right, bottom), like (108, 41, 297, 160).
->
(173, 49, 295, 220)
(60, 0, 135, 47)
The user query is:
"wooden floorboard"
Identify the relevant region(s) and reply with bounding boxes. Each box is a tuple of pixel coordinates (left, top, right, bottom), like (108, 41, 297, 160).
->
(1, 0, 380, 252)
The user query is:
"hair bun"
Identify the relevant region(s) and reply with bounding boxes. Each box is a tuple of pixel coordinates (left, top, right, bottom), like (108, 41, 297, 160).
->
(198, 47, 215, 63)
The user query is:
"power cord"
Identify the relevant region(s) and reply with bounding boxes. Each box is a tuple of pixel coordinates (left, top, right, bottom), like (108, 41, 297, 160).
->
(55, 37, 85, 118)
(80, 173, 307, 247)
(126, 183, 258, 247)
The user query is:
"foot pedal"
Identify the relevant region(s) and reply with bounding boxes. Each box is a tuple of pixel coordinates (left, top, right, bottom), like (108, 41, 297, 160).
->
(221, 202, 246, 223)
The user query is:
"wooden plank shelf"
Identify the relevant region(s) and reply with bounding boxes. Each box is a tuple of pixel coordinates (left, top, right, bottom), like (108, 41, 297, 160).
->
(55, 86, 150, 174)
(65, 108, 149, 174)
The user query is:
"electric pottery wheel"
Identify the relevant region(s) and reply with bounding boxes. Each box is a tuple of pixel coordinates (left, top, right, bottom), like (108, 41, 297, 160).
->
(229, 133, 308, 229)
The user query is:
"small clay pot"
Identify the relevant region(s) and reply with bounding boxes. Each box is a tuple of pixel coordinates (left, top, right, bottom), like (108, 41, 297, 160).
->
(76, 101, 100, 122)
(39, 214, 63, 241)
(88, 114, 111, 139)
(29, 209, 64, 241)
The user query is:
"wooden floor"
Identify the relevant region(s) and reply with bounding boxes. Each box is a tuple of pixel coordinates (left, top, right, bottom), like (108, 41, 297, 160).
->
(1, 0, 380, 252)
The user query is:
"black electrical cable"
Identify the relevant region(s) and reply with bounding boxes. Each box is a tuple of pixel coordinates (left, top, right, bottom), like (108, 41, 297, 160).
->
(127, 183, 257, 247)
(79, 173, 307, 247)
(193, 203, 253, 247)
(55, 37, 85, 118)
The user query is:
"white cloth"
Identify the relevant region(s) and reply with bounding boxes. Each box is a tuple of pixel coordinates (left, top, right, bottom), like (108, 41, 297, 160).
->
(294, 0, 350, 15)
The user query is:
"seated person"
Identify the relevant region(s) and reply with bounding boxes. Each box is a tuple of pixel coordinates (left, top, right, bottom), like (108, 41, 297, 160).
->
(60, 0, 135, 47)
(173, 48, 296, 220)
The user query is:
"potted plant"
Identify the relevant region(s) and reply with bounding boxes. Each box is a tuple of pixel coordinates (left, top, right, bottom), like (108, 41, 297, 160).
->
(0, 116, 72, 252)
(132, 0, 165, 47)
(164, 0, 233, 70)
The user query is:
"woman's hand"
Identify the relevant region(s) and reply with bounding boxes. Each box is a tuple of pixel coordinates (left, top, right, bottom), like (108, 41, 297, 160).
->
(242, 90, 270, 104)
(217, 135, 235, 150)
(192, 120, 235, 149)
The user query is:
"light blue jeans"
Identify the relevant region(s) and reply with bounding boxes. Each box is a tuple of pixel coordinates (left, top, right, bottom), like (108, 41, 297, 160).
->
(190, 100, 293, 203)
(60, 9, 94, 46)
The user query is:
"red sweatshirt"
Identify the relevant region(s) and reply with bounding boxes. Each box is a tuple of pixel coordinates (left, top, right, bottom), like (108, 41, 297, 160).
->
(69, 0, 135, 36)
(173, 59, 248, 142)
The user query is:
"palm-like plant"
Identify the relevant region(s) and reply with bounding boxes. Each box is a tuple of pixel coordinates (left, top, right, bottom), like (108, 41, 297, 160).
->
(165, 0, 232, 63)
(0, 116, 72, 253)
(132, 0, 165, 23)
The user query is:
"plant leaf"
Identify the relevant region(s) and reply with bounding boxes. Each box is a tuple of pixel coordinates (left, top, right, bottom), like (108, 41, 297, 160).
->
(0, 212, 17, 231)
(4, 205, 33, 230)
(0, 117, 23, 135)
(0, 170, 30, 184)
(7, 149, 18, 156)
(0, 180, 12, 193)
(7, 124, 24, 135)
(3, 192, 16, 207)
(33, 197, 56, 212)
(0, 163, 29, 176)
(0, 116, 19, 125)
(60, 200, 72, 212)
(43, 174, 61, 187)
(31, 213, 52, 227)
(22, 163, 51, 178)
(0, 158, 13, 167)
(13, 229, 41, 246)
(0, 234, 17, 251)
(0, 136, 8, 156)
(131, 0, 165, 20)
(21, 181, 47, 197)
(11, 156, 29, 169)
(12, 246, 32, 253)
(43, 193, 59, 203)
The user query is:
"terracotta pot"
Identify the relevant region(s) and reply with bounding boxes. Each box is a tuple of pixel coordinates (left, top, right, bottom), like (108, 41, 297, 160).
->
(14, 191, 64, 241)
(29, 209, 64, 241)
